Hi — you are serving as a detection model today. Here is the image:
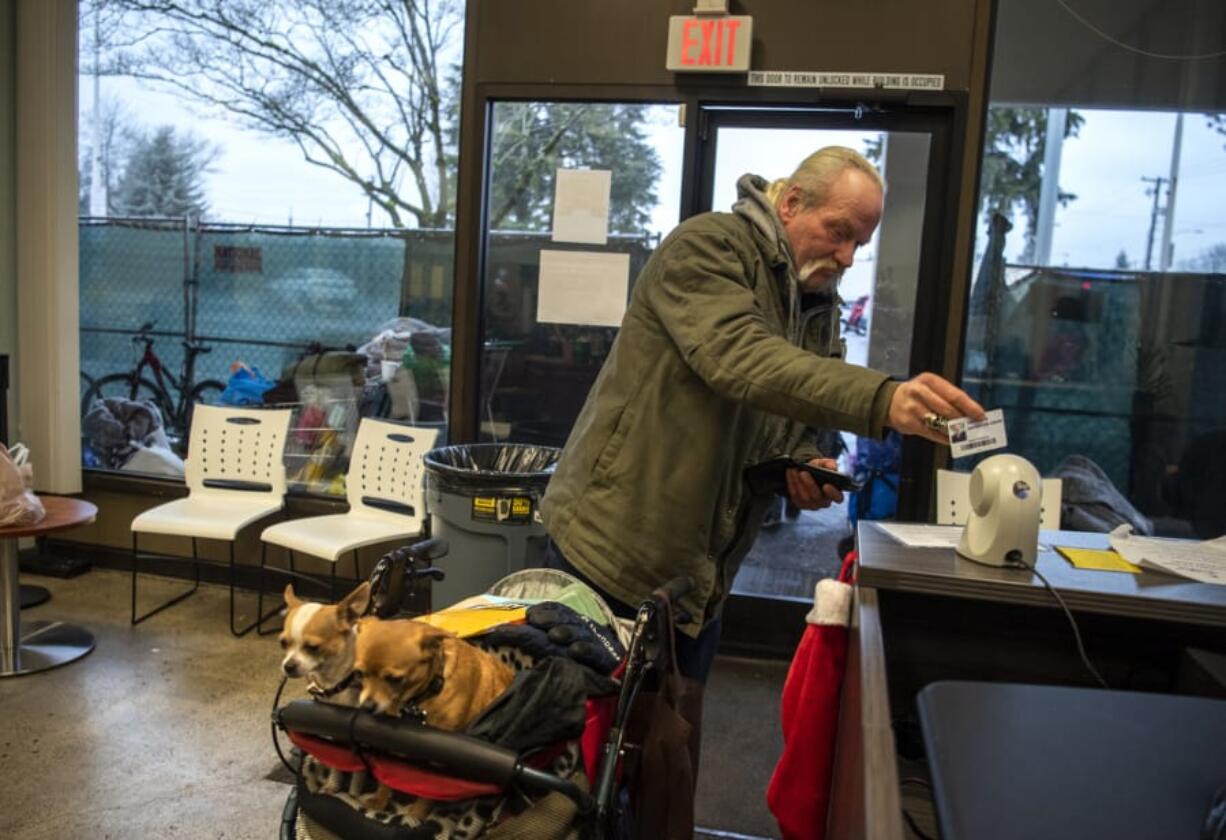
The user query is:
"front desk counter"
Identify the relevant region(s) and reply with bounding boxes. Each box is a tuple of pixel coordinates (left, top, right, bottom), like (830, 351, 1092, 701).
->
(827, 521, 1226, 839)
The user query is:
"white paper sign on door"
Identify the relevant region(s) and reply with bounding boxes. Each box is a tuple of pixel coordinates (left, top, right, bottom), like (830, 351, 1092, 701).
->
(537, 250, 630, 328)
(552, 169, 612, 245)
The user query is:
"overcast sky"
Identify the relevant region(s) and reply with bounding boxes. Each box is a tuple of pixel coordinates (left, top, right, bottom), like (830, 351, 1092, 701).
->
(82, 75, 1226, 273)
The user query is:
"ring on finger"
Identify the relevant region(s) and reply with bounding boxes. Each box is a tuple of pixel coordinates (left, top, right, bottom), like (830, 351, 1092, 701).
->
(922, 412, 947, 432)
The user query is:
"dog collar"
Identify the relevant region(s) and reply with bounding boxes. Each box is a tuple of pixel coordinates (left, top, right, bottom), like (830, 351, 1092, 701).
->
(404, 674, 446, 722)
(309, 670, 358, 699)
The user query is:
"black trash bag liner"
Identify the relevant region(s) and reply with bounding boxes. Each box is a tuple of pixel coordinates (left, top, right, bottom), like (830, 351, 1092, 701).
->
(424, 443, 560, 496)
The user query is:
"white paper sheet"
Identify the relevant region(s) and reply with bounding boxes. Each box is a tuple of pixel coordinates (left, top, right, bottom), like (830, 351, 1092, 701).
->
(1108, 526, 1226, 585)
(878, 522, 1052, 552)
(536, 249, 630, 328)
(878, 523, 966, 549)
(551, 169, 611, 245)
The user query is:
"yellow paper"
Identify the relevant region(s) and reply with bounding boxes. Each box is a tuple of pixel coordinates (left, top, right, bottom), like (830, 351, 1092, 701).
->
(416, 598, 529, 637)
(1056, 546, 1142, 574)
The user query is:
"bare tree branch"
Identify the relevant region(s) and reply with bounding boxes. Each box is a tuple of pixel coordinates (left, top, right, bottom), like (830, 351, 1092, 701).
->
(90, 0, 457, 227)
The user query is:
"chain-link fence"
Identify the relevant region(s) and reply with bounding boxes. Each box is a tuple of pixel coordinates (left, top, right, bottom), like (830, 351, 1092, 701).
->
(80, 217, 452, 392)
(79, 217, 660, 496)
(80, 217, 454, 492)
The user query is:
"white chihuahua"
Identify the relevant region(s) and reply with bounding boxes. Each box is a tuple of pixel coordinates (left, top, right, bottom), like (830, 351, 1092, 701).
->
(280, 581, 370, 700)
(280, 581, 371, 796)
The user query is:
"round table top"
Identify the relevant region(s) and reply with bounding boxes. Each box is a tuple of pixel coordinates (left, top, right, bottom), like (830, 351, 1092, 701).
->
(0, 495, 97, 538)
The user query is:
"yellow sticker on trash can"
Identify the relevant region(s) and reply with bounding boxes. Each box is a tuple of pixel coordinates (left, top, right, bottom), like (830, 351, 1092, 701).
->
(471, 495, 533, 524)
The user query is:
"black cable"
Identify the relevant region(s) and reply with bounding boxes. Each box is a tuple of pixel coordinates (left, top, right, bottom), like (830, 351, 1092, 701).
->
(270, 676, 301, 775)
(1010, 557, 1110, 690)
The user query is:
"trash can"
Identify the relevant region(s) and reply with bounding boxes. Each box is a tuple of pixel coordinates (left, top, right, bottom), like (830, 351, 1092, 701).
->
(422, 443, 560, 607)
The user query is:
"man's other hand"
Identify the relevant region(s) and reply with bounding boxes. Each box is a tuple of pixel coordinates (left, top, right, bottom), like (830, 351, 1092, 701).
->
(785, 457, 844, 511)
(889, 372, 986, 445)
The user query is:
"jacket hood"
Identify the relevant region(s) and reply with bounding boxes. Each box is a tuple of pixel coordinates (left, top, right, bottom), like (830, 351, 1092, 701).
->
(732, 173, 802, 344)
(731, 174, 794, 267)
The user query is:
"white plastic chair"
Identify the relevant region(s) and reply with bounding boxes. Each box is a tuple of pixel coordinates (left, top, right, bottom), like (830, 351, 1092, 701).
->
(130, 404, 292, 635)
(259, 419, 437, 612)
(935, 468, 1063, 530)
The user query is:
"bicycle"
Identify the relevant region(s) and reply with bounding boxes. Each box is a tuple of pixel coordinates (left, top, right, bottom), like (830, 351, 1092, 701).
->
(81, 322, 226, 446)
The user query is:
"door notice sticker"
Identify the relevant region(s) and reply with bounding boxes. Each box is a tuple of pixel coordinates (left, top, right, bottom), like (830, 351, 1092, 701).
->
(746, 71, 945, 90)
(947, 409, 1007, 458)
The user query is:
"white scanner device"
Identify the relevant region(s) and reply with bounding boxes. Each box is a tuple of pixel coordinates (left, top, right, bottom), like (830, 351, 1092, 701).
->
(957, 454, 1043, 568)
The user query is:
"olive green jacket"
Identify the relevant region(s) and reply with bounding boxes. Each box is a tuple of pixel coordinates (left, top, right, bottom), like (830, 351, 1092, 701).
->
(541, 180, 897, 636)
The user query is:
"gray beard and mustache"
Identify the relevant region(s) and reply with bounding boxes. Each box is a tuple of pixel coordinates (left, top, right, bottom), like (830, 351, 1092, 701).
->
(797, 258, 843, 292)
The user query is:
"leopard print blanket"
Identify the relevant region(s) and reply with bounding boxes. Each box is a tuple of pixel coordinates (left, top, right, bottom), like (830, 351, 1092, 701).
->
(297, 642, 587, 839)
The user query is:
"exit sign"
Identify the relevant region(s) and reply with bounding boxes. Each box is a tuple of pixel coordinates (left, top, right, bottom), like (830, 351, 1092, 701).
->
(666, 15, 753, 73)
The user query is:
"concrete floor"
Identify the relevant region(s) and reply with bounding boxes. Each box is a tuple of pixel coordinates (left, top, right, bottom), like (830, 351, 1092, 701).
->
(1, 569, 790, 839)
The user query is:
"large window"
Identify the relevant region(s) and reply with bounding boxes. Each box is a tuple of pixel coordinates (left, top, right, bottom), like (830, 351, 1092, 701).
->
(962, 0, 1226, 539)
(77, 0, 464, 495)
(477, 102, 685, 446)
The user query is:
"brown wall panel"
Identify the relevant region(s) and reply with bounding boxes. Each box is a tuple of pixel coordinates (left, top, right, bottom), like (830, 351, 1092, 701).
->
(474, 0, 980, 91)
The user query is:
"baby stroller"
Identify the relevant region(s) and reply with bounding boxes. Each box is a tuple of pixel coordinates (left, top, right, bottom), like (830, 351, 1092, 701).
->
(273, 538, 693, 840)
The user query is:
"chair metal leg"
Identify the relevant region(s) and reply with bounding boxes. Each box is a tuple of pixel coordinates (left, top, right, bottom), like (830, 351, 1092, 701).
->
(255, 541, 283, 636)
(353, 550, 361, 586)
(131, 532, 201, 626)
(230, 540, 283, 638)
(329, 561, 338, 603)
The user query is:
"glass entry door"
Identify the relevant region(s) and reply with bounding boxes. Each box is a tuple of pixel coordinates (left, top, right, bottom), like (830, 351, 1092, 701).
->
(692, 106, 955, 601)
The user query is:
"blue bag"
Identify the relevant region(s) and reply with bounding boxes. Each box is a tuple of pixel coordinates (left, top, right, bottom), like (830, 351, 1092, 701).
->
(220, 365, 276, 407)
(847, 431, 902, 528)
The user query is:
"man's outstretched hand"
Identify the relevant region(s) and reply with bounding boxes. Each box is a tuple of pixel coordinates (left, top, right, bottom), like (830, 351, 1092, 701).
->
(889, 372, 986, 445)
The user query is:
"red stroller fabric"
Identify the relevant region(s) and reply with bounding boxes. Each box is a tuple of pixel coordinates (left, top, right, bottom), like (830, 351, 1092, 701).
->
(766, 552, 856, 840)
(287, 695, 616, 803)
(287, 731, 506, 800)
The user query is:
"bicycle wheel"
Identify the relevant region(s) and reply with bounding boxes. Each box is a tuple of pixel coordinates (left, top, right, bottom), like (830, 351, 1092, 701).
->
(82, 373, 174, 425)
(183, 379, 226, 434)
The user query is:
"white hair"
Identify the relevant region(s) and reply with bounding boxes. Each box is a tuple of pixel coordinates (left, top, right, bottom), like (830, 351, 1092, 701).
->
(765, 146, 884, 209)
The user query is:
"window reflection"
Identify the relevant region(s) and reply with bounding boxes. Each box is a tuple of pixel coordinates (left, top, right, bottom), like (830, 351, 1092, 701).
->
(478, 103, 684, 446)
(964, 106, 1226, 539)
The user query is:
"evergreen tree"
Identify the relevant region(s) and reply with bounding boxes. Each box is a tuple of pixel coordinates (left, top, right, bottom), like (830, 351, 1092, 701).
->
(978, 107, 1083, 261)
(488, 103, 661, 233)
(110, 125, 214, 218)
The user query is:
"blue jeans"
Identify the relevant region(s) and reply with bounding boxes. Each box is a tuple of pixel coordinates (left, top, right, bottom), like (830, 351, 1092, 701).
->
(542, 539, 722, 683)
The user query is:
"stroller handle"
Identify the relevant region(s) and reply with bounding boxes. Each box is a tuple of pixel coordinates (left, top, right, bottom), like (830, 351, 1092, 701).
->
(279, 700, 519, 785)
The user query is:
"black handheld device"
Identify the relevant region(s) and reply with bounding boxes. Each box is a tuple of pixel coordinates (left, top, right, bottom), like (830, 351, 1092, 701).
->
(743, 457, 863, 496)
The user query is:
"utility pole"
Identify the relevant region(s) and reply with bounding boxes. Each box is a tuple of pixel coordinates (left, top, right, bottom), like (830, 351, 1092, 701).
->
(89, 12, 107, 216)
(1141, 175, 1166, 271)
(1033, 108, 1067, 267)
(1158, 113, 1184, 272)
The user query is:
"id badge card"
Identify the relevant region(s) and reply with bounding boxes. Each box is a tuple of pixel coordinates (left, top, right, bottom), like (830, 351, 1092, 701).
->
(947, 408, 1007, 458)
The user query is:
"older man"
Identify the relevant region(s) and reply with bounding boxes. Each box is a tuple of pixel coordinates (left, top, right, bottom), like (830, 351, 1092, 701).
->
(541, 147, 983, 684)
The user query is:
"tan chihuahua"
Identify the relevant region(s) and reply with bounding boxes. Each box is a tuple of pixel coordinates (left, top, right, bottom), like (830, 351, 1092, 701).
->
(280, 581, 370, 703)
(353, 617, 516, 818)
(354, 617, 515, 729)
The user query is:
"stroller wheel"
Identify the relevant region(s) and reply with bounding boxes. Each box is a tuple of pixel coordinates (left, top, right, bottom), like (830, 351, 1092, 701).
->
(280, 788, 298, 840)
